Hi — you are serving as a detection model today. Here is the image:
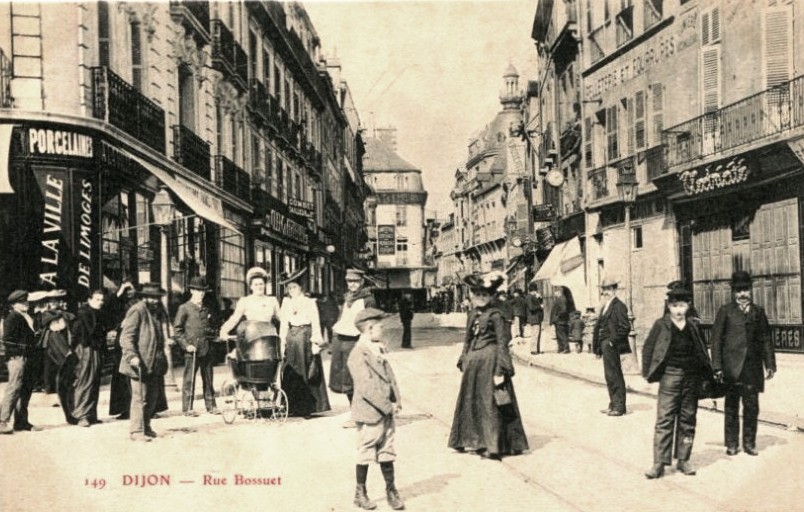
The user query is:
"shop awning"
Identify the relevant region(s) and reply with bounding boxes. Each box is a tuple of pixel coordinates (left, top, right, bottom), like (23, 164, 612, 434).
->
(123, 149, 241, 233)
(531, 236, 587, 310)
(0, 124, 15, 194)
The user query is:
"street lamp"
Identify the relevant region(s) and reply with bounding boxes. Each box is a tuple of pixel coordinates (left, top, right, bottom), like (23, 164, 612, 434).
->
(616, 170, 639, 366)
(152, 185, 177, 388)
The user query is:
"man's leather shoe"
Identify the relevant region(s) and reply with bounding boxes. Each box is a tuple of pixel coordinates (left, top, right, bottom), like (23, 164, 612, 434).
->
(386, 487, 405, 510)
(144, 429, 158, 438)
(645, 463, 664, 479)
(14, 423, 42, 432)
(607, 410, 624, 416)
(130, 433, 152, 442)
(353, 484, 376, 510)
(0, 422, 13, 434)
(744, 446, 759, 456)
(77, 418, 91, 427)
(677, 460, 696, 475)
(726, 447, 740, 456)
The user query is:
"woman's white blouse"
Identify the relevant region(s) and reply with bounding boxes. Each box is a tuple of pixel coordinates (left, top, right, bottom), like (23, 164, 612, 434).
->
(279, 295, 323, 344)
(219, 294, 280, 337)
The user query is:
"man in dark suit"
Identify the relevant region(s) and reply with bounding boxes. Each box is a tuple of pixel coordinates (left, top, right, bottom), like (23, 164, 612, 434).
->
(550, 287, 571, 354)
(711, 271, 776, 456)
(593, 278, 631, 416)
(398, 296, 414, 349)
(525, 283, 544, 354)
(0, 290, 41, 433)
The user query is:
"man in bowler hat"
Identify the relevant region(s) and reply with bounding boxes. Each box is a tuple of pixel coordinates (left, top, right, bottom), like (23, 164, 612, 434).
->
(593, 278, 631, 416)
(173, 277, 220, 416)
(711, 271, 776, 456)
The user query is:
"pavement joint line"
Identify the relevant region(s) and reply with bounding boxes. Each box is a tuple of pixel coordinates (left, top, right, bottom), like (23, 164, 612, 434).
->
(511, 351, 802, 434)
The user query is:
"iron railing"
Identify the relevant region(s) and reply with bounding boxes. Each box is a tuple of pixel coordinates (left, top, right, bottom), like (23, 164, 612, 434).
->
(248, 78, 269, 125)
(215, 154, 251, 201)
(91, 67, 165, 154)
(664, 75, 804, 167)
(210, 19, 248, 91)
(172, 124, 210, 179)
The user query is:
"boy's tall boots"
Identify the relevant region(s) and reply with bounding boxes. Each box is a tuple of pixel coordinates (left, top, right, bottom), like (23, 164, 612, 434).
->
(380, 461, 405, 510)
(354, 465, 376, 510)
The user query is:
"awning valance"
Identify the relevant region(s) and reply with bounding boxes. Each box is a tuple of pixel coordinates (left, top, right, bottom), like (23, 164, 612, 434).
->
(123, 149, 241, 233)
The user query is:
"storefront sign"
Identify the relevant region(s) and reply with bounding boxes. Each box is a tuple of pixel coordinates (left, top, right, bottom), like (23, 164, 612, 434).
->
(375, 191, 427, 205)
(701, 324, 804, 353)
(532, 204, 555, 222)
(263, 209, 308, 243)
(28, 128, 93, 159)
(288, 198, 315, 219)
(679, 157, 751, 195)
(377, 225, 396, 255)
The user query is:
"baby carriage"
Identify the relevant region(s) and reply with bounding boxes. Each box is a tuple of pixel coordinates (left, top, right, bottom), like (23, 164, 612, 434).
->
(219, 321, 288, 424)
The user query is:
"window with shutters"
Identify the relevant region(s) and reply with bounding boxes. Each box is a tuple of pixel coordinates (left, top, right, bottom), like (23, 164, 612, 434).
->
(265, 148, 274, 196)
(274, 63, 281, 103)
(285, 166, 292, 203)
(701, 47, 721, 154)
(701, 6, 721, 46)
(178, 64, 195, 131)
(276, 158, 284, 200)
(626, 97, 635, 155)
(251, 136, 262, 190)
(644, 0, 662, 29)
(634, 91, 646, 150)
(249, 30, 258, 80)
(583, 117, 594, 168)
(764, 4, 793, 129)
(616, 4, 633, 47)
(131, 21, 143, 91)
(650, 83, 663, 147)
(98, 1, 110, 68)
(606, 106, 619, 161)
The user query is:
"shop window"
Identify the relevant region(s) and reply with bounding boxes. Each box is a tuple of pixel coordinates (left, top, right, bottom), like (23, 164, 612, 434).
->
(220, 227, 245, 300)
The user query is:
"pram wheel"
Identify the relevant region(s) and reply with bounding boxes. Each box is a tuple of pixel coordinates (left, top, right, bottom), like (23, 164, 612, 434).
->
(271, 388, 288, 423)
(220, 380, 238, 424)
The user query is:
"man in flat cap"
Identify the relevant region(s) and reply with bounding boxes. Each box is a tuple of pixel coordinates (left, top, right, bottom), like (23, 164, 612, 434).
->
(0, 291, 41, 433)
(711, 271, 776, 456)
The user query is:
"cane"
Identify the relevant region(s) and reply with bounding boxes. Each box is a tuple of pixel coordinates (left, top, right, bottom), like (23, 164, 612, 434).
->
(188, 348, 197, 413)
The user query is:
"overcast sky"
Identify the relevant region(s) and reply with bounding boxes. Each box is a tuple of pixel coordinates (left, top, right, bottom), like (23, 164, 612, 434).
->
(304, 0, 539, 217)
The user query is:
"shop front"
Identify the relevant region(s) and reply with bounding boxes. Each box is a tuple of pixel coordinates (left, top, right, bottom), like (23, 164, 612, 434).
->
(658, 143, 804, 354)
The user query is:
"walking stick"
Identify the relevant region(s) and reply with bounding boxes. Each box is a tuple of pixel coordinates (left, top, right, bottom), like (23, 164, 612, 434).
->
(188, 349, 197, 413)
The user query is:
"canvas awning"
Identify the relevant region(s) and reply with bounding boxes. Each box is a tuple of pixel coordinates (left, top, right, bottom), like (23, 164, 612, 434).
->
(531, 236, 587, 310)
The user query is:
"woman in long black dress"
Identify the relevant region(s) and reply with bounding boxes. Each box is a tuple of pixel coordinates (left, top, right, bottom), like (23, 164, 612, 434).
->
(448, 272, 528, 460)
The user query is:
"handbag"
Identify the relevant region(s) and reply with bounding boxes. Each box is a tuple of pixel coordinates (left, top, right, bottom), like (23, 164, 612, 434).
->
(492, 386, 512, 407)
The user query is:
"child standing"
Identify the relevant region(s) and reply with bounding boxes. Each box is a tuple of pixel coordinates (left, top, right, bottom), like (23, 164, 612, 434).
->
(347, 308, 405, 510)
(582, 307, 598, 355)
(569, 310, 585, 353)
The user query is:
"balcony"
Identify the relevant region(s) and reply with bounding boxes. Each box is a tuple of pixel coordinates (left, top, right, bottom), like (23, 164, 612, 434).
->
(172, 124, 210, 179)
(587, 166, 611, 201)
(215, 154, 251, 202)
(289, 121, 300, 149)
(210, 19, 248, 92)
(1, 48, 12, 108)
(248, 79, 269, 125)
(92, 67, 166, 154)
(169, 1, 210, 45)
(664, 75, 804, 168)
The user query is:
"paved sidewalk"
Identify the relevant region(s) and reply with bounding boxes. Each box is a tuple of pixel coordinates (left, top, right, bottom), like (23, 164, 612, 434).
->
(427, 312, 804, 432)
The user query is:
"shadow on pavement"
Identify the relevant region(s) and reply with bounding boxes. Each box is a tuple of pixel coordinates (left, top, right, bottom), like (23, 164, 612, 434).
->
(395, 413, 433, 427)
(397, 473, 461, 500)
(526, 434, 554, 452)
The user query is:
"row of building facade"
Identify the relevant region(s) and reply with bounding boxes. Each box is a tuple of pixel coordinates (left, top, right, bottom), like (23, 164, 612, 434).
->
(0, 0, 374, 311)
(434, 0, 804, 354)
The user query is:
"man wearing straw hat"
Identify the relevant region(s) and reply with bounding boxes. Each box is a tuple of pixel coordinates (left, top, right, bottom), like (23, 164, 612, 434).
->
(118, 283, 170, 442)
(174, 276, 220, 417)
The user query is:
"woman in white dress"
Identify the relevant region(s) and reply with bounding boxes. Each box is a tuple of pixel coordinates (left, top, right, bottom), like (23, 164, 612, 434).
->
(278, 271, 330, 417)
(219, 267, 281, 362)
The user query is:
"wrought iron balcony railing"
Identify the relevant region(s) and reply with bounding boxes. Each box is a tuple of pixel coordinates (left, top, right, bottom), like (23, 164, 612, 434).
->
(169, 1, 210, 44)
(172, 124, 210, 179)
(0, 48, 12, 108)
(210, 19, 248, 91)
(664, 75, 804, 167)
(92, 67, 166, 154)
(215, 154, 251, 202)
(248, 79, 269, 125)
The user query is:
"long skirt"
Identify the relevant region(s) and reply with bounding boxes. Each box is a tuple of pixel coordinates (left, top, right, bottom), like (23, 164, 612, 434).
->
(57, 353, 78, 425)
(108, 346, 131, 416)
(329, 334, 359, 394)
(282, 325, 331, 417)
(448, 344, 529, 457)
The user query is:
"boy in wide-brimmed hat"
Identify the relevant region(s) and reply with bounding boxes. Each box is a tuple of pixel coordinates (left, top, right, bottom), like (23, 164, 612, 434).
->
(173, 276, 220, 417)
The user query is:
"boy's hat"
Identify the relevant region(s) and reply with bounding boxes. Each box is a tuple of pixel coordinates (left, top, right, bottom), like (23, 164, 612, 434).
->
(354, 308, 389, 329)
(666, 287, 692, 303)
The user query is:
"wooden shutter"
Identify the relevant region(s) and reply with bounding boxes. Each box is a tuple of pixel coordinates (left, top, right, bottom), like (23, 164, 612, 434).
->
(606, 105, 618, 161)
(635, 90, 646, 150)
(701, 46, 721, 113)
(131, 21, 142, 91)
(764, 6, 793, 88)
(583, 117, 593, 168)
(701, 6, 721, 46)
(626, 97, 635, 155)
(650, 84, 663, 147)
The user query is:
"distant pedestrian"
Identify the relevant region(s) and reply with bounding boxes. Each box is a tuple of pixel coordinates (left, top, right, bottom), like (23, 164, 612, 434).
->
(525, 283, 544, 355)
(0, 290, 41, 434)
(592, 278, 631, 416)
(642, 287, 712, 479)
(582, 307, 597, 354)
(550, 287, 571, 354)
(569, 310, 585, 353)
(495, 291, 513, 325)
(448, 271, 528, 460)
(398, 295, 414, 349)
(347, 308, 404, 510)
(70, 289, 111, 427)
(173, 277, 220, 417)
(509, 289, 526, 339)
(119, 284, 171, 442)
(711, 271, 776, 457)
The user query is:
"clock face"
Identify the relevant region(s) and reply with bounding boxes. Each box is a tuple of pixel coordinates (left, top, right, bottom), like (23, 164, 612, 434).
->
(546, 170, 564, 188)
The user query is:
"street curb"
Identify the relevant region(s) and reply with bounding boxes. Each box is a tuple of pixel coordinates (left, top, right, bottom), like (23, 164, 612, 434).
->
(510, 351, 803, 434)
